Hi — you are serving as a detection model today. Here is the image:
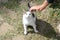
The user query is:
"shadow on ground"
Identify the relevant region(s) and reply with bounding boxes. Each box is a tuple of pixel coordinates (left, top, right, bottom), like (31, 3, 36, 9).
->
(28, 19, 59, 39)
(36, 19, 59, 39)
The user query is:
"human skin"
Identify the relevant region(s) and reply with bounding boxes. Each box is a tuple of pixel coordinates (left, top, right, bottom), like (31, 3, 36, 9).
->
(30, 0, 49, 12)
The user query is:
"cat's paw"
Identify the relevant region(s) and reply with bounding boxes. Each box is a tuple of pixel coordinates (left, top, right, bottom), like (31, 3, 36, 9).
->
(24, 31, 27, 35)
(35, 30, 38, 33)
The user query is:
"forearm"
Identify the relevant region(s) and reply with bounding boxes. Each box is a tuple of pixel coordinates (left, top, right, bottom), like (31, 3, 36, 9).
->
(39, 0, 49, 11)
(41, 0, 49, 9)
(41, 0, 54, 7)
(30, 0, 54, 11)
(39, 0, 54, 11)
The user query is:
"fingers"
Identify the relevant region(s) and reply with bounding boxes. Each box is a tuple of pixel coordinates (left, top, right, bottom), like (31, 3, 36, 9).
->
(30, 8, 40, 12)
(30, 6, 43, 12)
(30, 7, 36, 12)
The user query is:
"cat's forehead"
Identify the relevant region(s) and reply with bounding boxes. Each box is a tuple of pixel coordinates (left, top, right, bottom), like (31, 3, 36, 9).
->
(26, 11, 31, 14)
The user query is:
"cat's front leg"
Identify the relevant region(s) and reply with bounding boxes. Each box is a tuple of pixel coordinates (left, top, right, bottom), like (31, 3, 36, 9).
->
(23, 24, 27, 35)
(33, 24, 38, 33)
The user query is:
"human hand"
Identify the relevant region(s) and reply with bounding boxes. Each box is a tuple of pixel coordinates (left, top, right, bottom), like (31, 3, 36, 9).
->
(30, 5, 44, 12)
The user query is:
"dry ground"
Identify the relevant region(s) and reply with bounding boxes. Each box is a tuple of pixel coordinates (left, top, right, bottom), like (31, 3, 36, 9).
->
(0, 0, 60, 40)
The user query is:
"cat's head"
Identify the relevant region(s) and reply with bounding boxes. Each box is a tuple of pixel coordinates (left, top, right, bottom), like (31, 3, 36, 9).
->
(23, 3, 35, 18)
(23, 11, 33, 18)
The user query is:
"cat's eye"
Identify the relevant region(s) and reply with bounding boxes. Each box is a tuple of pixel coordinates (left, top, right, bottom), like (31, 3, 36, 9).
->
(29, 14, 31, 15)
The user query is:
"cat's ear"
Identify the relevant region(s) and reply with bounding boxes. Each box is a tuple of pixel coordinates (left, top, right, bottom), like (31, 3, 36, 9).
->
(28, 2, 31, 9)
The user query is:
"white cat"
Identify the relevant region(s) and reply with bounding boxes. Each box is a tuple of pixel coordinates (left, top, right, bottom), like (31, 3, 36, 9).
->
(23, 11, 38, 35)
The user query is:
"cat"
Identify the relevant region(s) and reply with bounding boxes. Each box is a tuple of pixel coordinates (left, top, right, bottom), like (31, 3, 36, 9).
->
(22, 3, 38, 35)
(23, 11, 38, 35)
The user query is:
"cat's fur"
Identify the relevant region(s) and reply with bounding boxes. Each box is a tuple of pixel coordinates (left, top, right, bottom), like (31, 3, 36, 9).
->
(23, 11, 38, 35)
(22, 3, 38, 35)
